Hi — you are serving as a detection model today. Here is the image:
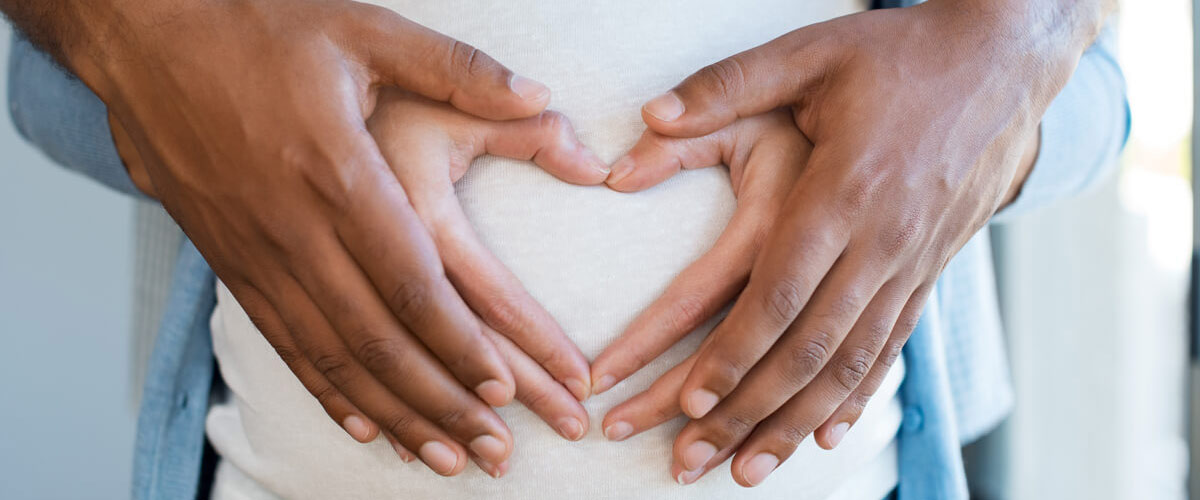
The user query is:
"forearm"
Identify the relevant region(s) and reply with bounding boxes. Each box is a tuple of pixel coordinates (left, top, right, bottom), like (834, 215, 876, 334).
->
(0, 0, 203, 102)
(0, 0, 124, 71)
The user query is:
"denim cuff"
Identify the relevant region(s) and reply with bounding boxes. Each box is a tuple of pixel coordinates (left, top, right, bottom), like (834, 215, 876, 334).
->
(7, 32, 145, 199)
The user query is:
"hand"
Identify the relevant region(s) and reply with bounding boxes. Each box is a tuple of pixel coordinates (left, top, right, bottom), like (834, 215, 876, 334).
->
(592, 0, 1109, 487)
(115, 84, 605, 475)
(365, 90, 603, 476)
(592, 109, 812, 481)
(75, 0, 602, 477)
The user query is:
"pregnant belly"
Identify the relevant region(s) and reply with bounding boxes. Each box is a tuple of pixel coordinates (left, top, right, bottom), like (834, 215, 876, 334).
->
(206, 1, 904, 499)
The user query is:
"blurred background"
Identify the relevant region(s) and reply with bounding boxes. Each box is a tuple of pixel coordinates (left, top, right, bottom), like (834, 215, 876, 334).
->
(0, 2, 1195, 499)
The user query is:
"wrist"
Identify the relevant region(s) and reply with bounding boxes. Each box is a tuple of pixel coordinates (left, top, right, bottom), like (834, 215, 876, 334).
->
(930, 0, 1112, 55)
(55, 0, 216, 101)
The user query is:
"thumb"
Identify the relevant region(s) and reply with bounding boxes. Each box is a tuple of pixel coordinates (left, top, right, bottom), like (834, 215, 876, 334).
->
(351, 5, 550, 121)
(604, 129, 728, 193)
(642, 28, 833, 138)
(481, 111, 611, 185)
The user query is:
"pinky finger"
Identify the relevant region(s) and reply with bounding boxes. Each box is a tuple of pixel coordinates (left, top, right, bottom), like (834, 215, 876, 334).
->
(220, 282, 379, 444)
(813, 285, 930, 449)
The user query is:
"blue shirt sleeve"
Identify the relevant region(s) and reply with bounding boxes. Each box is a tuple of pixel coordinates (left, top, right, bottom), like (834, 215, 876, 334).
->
(992, 22, 1131, 222)
(6, 32, 146, 199)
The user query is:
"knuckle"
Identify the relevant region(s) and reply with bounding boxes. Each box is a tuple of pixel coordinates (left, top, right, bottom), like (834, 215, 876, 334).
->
(776, 419, 812, 448)
(381, 411, 418, 439)
(284, 140, 372, 214)
(480, 299, 524, 335)
(702, 353, 754, 393)
(664, 294, 711, 335)
(271, 343, 305, 367)
(310, 382, 341, 409)
(434, 406, 469, 431)
(822, 289, 863, 321)
(353, 336, 406, 374)
(695, 57, 748, 101)
(782, 338, 831, 385)
(312, 352, 355, 385)
(830, 349, 873, 393)
(519, 384, 554, 410)
(651, 396, 680, 422)
(879, 339, 905, 368)
(878, 213, 923, 258)
(535, 344, 565, 373)
(865, 316, 893, 345)
(447, 40, 490, 79)
(388, 279, 431, 322)
(848, 390, 874, 413)
(837, 176, 875, 215)
(710, 412, 758, 440)
(895, 311, 921, 338)
(763, 277, 807, 324)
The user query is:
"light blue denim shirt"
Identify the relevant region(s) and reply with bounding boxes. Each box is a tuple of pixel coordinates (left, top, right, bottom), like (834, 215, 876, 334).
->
(6, 2, 1129, 497)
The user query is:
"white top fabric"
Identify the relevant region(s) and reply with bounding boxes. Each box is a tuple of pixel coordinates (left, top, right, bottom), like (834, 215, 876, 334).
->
(206, 1, 907, 498)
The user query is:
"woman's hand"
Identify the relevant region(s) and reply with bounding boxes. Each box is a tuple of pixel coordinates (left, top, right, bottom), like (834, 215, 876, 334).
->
(69, 0, 605, 479)
(592, 0, 1109, 487)
(589, 110, 812, 483)
(114, 87, 606, 477)
(363, 89, 605, 477)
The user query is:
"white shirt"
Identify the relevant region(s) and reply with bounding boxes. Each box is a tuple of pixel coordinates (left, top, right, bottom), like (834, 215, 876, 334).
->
(207, 1, 905, 498)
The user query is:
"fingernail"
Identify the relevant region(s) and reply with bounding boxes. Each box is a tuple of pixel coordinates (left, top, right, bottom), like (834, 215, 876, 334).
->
(476, 458, 499, 478)
(604, 421, 633, 441)
(469, 435, 507, 462)
(592, 374, 617, 395)
(475, 379, 512, 407)
(494, 460, 510, 479)
(682, 440, 718, 471)
(676, 467, 704, 485)
(556, 417, 585, 441)
(509, 74, 550, 101)
(742, 453, 780, 487)
(644, 92, 685, 122)
(418, 441, 459, 475)
(388, 438, 415, 463)
(606, 156, 635, 187)
(584, 149, 610, 176)
(828, 422, 850, 448)
(564, 378, 591, 402)
(684, 389, 720, 418)
(342, 415, 371, 442)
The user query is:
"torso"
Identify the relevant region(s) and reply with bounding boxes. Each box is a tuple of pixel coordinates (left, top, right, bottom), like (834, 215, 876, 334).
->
(207, 1, 906, 498)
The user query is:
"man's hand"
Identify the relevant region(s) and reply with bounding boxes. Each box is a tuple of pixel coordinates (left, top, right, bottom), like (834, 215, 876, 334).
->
(2, 0, 600, 477)
(591, 0, 1111, 487)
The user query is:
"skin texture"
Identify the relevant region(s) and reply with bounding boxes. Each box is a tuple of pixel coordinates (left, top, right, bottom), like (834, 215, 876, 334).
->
(114, 89, 604, 476)
(592, 0, 1113, 488)
(2, 0, 1117, 487)
(2, 0, 602, 478)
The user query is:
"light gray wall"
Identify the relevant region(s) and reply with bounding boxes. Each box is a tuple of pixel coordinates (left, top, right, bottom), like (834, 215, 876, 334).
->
(0, 24, 138, 500)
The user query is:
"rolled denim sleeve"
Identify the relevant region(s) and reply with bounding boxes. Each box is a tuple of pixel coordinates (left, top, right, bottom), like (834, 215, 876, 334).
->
(992, 22, 1131, 222)
(6, 32, 145, 198)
